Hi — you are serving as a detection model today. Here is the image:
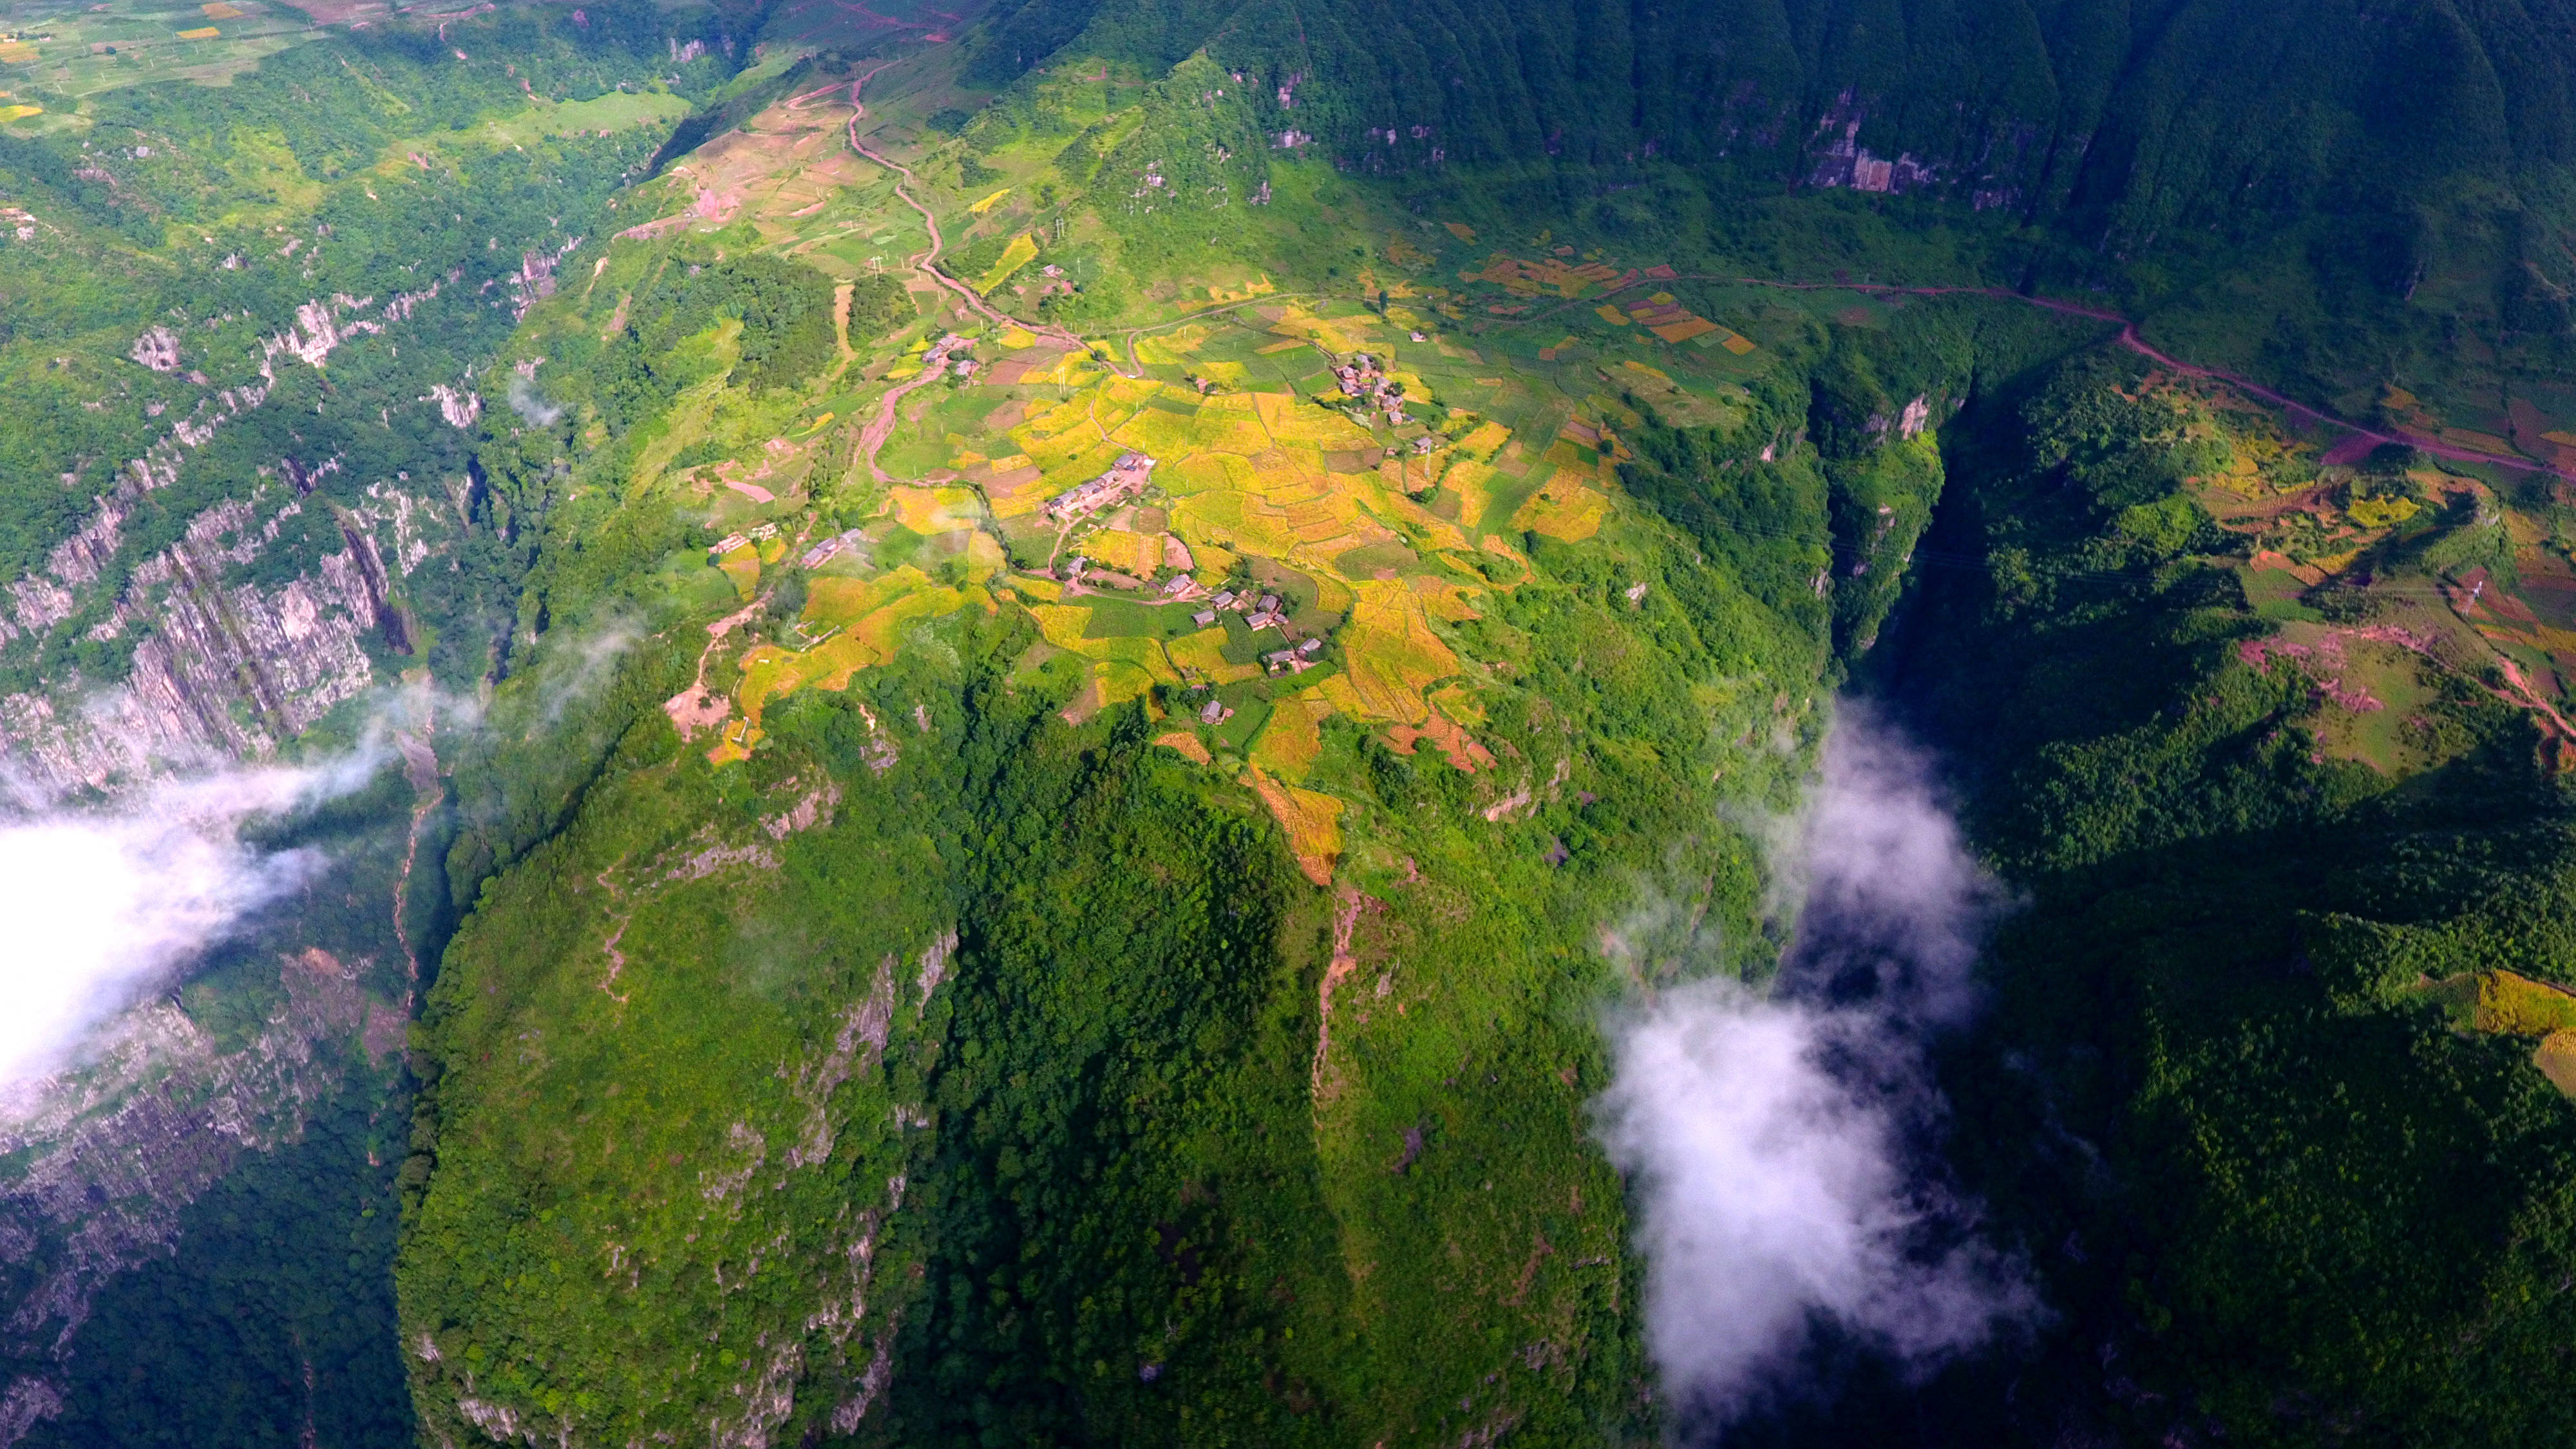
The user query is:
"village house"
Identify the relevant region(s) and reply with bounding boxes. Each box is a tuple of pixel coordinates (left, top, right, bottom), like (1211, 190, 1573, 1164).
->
(1332, 352, 1410, 425)
(1045, 451, 1158, 522)
(799, 529, 865, 568)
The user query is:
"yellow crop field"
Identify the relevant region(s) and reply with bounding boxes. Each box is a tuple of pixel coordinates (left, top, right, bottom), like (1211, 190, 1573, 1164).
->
(1154, 731, 1213, 763)
(1595, 305, 1631, 325)
(1511, 473, 1609, 540)
(1112, 405, 1211, 457)
(1165, 628, 1260, 685)
(1173, 491, 1301, 558)
(1251, 692, 1330, 781)
(1719, 330, 1758, 354)
(176, 26, 220, 39)
(995, 326, 1039, 349)
(0, 102, 39, 122)
(1028, 605, 1180, 683)
(1248, 770, 1344, 886)
(202, 1, 247, 15)
(1652, 317, 1719, 344)
(1164, 451, 1255, 496)
(1191, 539, 1238, 580)
(0, 45, 35, 66)
(1441, 459, 1499, 528)
(1017, 397, 1095, 444)
(887, 485, 981, 535)
(1084, 528, 1164, 575)
(1029, 604, 1095, 651)
(849, 583, 980, 668)
(1430, 683, 1486, 726)
(1445, 222, 1476, 240)
(1365, 490, 1471, 554)
(969, 187, 1012, 214)
(976, 234, 1039, 294)
(717, 544, 760, 599)
(1021, 351, 1097, 386)
(1192, 395, 1274, 454)
(1341, 580, 1461, 723)
(739, 575, 981, 731)
(2477, 971, 2576, 1034)
(1455, 421, 1511, 460)
(1255, 390, 1374, 446)
(806, 569, 920, 629)
(1410, 575, 1485, 622)
(1134, 327, 1213, 365)
(1093, 658, 1158, 708)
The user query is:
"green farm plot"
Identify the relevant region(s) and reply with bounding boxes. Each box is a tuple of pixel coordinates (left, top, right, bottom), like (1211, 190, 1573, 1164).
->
(452, 89, 691, 149)
(0, 0, 322, 96)
(1078, 594, 1196, 639)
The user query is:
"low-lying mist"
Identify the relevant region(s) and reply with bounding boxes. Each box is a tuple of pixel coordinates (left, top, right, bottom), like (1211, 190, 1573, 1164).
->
(1593, 705, 2036, 1430)
(0, 753, 384, 1092)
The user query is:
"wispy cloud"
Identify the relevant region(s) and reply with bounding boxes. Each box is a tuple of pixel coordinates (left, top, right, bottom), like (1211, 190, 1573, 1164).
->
(1593, 704, 2036, 1428)
(506, 373, 563, 426)
(0, 751, 384, 1089)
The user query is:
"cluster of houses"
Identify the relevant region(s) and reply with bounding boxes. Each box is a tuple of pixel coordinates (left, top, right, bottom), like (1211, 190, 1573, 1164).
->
(921, 332, 974, 381)
(1046, 451, 1157, 523)
(706, 521, 779, 557)
(1183, 588, 1329, 724)
(1187, 588, 1327, 675)
(1334, 354, 1409, 426)
(799, 527, 867, 569)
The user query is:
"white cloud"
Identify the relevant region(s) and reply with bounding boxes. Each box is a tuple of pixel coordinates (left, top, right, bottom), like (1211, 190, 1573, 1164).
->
(1593, 705, 2036, 1425)
(0, 757, 377, 1088)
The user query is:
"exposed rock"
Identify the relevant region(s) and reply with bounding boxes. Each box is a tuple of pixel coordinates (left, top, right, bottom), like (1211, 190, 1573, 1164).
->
(126, 327, 180, 373)
(426, 382, 482, 429)
(0, 477, 447, 792)
(0, 959, 387, 1443)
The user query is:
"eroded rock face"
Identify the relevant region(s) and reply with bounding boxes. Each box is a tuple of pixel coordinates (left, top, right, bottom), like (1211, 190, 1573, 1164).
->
(0, 957, 402, 1443)
(126, 327, 180, 374)
(0, 473, 462, 793)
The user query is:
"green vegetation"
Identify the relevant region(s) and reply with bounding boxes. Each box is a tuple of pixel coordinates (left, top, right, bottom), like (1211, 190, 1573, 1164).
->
(1854, 349, 2576, 1444)
(15, 1073, 413, 1449)
(20, 0, 2576, 1443)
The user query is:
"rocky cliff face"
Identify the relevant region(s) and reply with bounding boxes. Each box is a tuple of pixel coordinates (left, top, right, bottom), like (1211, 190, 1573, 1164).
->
(0, 279, 498, 793)
(0, 280, 480, 1438)
(0, 475, 461, 792)
(0, 950, 408, 1443)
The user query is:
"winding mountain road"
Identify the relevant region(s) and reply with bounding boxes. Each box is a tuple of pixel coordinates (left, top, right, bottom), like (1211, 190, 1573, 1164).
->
(1589, 276, 2576, 484)
(826, 59, 2552, 488)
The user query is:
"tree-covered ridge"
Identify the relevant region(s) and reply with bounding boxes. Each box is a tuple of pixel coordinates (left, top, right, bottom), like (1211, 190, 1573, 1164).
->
(940, 0, 2576, 502)
(973, 0, 2576, 225)
(19, 0, 2576, 1440)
